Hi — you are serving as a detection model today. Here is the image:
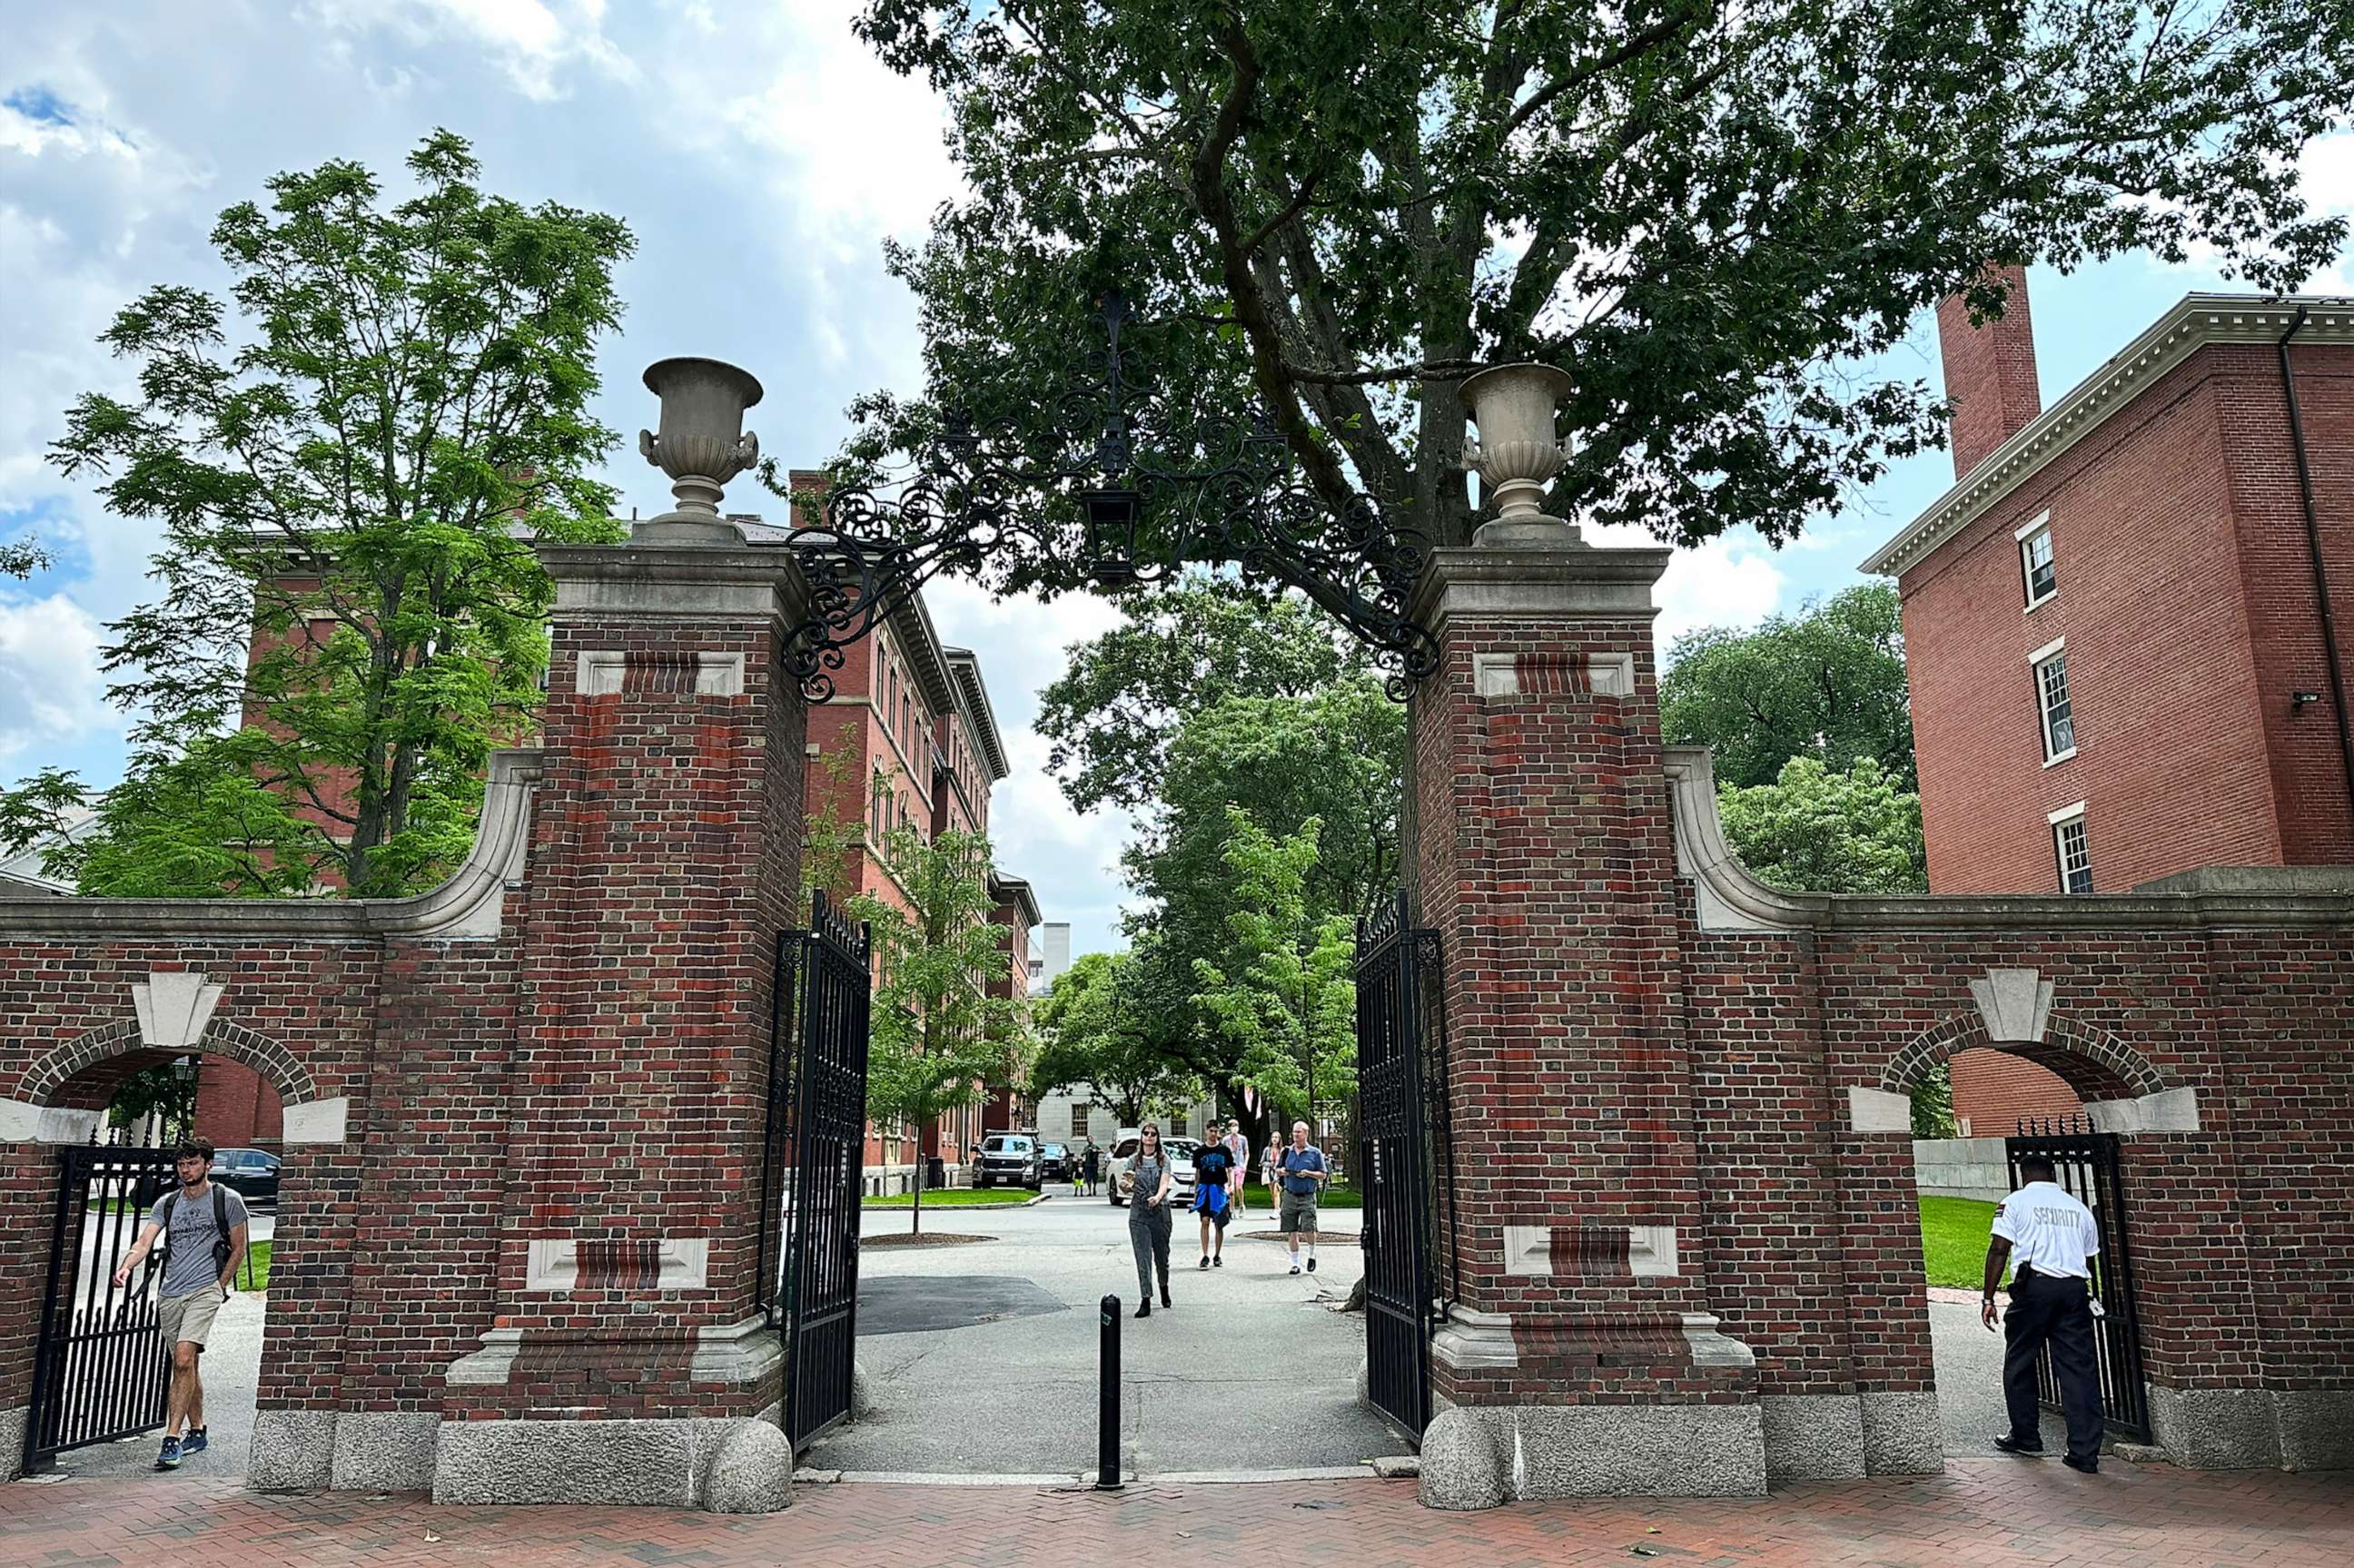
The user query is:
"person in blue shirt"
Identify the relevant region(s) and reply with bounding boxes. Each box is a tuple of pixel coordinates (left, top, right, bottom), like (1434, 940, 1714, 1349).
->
(1278, 1119, 1328, 1275)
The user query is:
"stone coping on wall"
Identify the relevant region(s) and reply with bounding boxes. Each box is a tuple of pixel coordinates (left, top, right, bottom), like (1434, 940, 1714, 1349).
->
(1664, 747, 2354, 934)
(0, 749, 540, 942)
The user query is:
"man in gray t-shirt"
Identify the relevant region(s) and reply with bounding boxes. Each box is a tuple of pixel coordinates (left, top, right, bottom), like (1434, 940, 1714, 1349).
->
(111, 1140, 252, 1470)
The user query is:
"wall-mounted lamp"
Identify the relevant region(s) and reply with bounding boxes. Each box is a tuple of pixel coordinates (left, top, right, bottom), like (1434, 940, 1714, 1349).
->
(2290, 690, 2322, 710)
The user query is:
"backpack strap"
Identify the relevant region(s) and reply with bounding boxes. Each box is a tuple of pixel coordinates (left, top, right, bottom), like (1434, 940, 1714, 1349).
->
(211, 1182, 232, 1277)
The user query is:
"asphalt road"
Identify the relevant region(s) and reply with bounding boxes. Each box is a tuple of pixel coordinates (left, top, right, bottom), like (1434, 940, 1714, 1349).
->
(811, 1191, 1402, 1478)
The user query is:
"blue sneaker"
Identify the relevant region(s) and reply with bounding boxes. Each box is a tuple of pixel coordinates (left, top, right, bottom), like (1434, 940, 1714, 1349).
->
(154, 1435, 183, 1471)
(181, 1427, 208, 1455)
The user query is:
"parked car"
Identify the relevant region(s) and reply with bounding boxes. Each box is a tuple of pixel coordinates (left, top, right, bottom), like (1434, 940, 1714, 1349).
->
(1106, 1129, 1141, 1205)
(208, 1146, 281, 1206)
(1037, 1140, 1073, 1181)
(1106, 1130, 1201, 1207)
(972, 1132, 1043, 1191)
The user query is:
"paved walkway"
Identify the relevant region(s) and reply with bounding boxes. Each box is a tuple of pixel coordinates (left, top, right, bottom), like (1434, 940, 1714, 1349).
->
(823, 1193, 1395, 1474)
(5, 1462, 2349, 1566)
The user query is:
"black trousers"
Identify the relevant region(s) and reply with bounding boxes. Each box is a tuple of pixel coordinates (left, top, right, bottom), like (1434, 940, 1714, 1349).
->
(2003, 1266, 2104, 1459)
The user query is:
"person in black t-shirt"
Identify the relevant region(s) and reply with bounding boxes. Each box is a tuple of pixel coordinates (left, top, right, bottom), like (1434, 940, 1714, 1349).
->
(1192, 1119, 1239, 1269)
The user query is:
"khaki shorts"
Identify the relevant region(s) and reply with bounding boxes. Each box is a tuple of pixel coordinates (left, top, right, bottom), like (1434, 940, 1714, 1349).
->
(1279, 1193, 1320, 1234)
(157, 1287, 226, 1349)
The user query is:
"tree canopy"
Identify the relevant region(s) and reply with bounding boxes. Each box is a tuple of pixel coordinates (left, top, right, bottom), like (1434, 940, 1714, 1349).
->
(1660, 583, 1914, 790)
(850, 0, 2349, 620)
(1027, 946, 1207, 1127)
(1188, 809, 1359, 1125)
(1, 131, 632, 896)
(1716, 755, 1928, 894)
(1034, 576, 1357, 814)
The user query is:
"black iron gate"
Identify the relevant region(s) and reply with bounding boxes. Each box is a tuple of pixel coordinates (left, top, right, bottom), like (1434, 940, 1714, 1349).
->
(24, 1145, 178, 1470)
(1355, 891, 1442, 1443)
(2008, 1118, 2151, 1442)
(758, 889, 873, 1452)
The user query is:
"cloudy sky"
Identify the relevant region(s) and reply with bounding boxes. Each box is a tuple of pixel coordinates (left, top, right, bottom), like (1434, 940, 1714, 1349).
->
(3, 1, 2349, 960)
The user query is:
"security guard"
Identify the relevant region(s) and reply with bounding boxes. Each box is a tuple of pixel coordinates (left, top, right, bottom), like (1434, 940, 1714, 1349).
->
(1982, 1154, 2104, 1472)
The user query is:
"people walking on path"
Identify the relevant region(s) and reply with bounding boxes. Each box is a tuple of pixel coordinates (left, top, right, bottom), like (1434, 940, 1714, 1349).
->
(1124, 1122, 1174, 1317)
(1983, 1154, 2105, 1473)
(1222, 1119, 1250, 1217)
(1081, 1139, 1100, 1198)
(1278, 1120, 1328, 1275)
(1192, 1122, 1239, 1268)
(109, 1139, 251, 1471)
(1261, 1134, 1282, 1208)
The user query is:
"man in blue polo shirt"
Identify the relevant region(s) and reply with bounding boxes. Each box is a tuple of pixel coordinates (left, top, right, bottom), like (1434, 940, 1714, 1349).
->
(1278, 1119, 1327, 1275)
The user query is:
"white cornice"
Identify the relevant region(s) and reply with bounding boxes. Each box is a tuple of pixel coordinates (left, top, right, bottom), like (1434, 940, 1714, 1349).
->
(1861, 293, 2354, 578)
(944, 648, 1011, 782)
(1661, 746, 2354, 932)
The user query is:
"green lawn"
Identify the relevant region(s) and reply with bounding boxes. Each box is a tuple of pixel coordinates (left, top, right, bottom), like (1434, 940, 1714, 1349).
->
(1918, 1197, 1998, 1289)
(240, 1240, 272, 1291)
(862, 1188, 1036, 1208)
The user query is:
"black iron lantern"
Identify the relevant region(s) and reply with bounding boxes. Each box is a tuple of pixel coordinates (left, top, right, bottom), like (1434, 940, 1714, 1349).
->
(1081, 486, 1143, 584)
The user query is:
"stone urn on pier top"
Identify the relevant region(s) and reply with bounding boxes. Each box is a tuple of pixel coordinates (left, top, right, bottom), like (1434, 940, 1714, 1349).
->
(1459, 360, 1581, 547)
(634, 356, 765, 544)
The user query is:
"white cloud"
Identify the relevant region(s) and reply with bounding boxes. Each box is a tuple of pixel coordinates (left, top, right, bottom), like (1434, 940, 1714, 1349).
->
(0, 593, 113, 767)
(300, 0, 638, 101)
(1585, 524, 1788, 654)
(2298, 133, 2354, 294)
(923, 577, 1135, 956)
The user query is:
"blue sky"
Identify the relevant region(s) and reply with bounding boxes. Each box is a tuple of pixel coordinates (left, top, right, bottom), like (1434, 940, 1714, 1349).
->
(4, 2, 2349, 961)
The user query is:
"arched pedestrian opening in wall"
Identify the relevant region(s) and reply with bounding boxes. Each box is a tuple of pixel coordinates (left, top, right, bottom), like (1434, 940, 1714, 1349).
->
(1877, 993, 2178, 1464)
(6, 994, 340, 1484)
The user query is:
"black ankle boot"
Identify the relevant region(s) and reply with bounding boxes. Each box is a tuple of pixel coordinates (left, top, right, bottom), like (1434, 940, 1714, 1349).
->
(1159, 1272, 1172, 1307)
(1134, 1298, 1151, 1318)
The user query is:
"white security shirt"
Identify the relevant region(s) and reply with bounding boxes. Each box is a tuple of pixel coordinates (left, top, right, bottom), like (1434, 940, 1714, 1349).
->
(1992, 1179, 2100, 1280)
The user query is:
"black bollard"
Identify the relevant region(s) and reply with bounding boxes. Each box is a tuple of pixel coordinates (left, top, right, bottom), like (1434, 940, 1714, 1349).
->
(1097, 1292, 1122, 1490)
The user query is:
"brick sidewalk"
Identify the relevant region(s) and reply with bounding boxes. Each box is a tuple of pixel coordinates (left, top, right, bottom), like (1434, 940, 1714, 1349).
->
(4, 1461, 2348, 1566)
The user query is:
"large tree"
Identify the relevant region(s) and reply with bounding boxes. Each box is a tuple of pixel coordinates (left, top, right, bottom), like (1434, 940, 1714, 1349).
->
(1188, 808, 1359, 1129)
(1108, 677, 1400, 1149)
(1035, 576, 1358, 814)
(0, 132, 632, 896)
(848, 0, 2348, 621)
(1661, 584, 1914, 790)
(1027, 947, 1207, 1127)
(854, 827, 1034, 1234)
(1716, 755, 1927, 894)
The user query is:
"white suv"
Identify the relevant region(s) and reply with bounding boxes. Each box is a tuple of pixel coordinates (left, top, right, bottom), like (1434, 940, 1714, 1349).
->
(1107, 1130, 1199, 1207)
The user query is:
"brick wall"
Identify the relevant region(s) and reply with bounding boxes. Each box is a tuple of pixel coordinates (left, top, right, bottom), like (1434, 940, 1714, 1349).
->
(1948, 1049, 2081, 1135)
(1408, 540, 2352, 1482)
(193, 1058, 284, 1148)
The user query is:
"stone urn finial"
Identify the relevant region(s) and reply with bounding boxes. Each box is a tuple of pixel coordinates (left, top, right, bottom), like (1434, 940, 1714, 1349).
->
(1459, 361, 1581, 547)
(635, 357, 765, 544)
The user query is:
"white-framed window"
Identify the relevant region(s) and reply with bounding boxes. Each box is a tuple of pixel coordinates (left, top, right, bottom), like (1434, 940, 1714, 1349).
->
(2030, 637, 2076, 764)
(1070, 1104, 1090, 1138)
(2049, 802, 2092, 893)
(2016, 511, 2057, 609)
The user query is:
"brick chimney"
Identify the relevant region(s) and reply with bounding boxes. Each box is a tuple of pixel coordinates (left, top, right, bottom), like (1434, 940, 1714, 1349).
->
(1936, 264, 2042, 479)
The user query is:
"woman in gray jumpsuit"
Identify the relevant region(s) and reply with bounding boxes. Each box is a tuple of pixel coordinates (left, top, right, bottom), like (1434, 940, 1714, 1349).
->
(1125, 1123, 1174, 1317)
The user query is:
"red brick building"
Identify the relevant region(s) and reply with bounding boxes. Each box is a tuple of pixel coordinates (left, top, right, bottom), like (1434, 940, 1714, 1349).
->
(1864, 280, 2354, 1131)
(786, 542, 1035, 1184)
